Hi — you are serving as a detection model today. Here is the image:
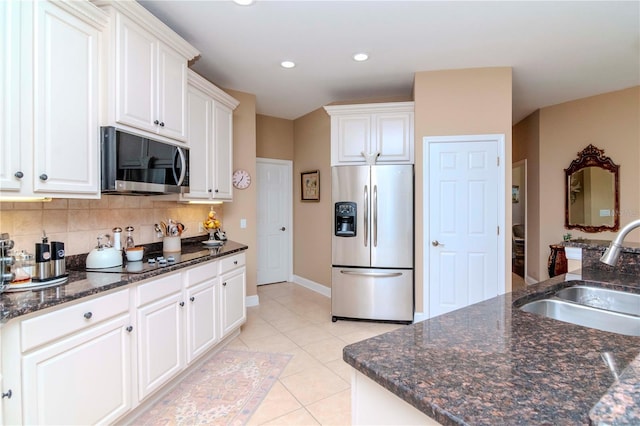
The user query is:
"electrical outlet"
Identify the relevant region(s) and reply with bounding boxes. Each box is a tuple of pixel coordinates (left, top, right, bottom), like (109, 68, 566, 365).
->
(240, 219, 247, 229)
(198, 222, 205, 232)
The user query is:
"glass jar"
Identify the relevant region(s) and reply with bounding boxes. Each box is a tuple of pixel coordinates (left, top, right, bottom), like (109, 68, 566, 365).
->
(12, 250, 35, 284)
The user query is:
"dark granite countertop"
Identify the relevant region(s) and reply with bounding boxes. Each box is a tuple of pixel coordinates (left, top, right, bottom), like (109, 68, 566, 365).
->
(0, 238, 248, 323)
(343, 270, 640, 425)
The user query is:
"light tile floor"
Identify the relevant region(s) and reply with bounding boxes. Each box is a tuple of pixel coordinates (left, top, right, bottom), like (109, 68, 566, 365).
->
(226, 282, 404, 425)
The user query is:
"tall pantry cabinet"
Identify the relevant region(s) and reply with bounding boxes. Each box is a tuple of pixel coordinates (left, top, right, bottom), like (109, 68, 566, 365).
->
(0, 0, 107, 199)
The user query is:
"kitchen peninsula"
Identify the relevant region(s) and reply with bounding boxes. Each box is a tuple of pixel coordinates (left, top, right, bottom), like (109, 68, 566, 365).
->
(0, 239, 248, 425)
(344, 265, 640, 425)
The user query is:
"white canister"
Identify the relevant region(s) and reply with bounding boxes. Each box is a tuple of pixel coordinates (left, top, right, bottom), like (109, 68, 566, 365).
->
(163, 236, 181, 253)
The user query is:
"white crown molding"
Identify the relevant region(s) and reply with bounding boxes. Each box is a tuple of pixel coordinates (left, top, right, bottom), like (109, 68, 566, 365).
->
(92, 0, 200, 60)
(324, 101, 414, 116)
(55, 0, 109, 29)
(187, 69, 240, 110)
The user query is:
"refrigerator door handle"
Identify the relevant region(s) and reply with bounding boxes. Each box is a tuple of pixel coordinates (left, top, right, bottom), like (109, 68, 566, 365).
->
(373, 184, 378, 247)
(364, 185, 369, 247)
(339, 270, 403, 278)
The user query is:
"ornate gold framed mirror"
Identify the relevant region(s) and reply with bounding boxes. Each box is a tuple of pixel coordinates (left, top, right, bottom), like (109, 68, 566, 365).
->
(564, 144, 619, 233)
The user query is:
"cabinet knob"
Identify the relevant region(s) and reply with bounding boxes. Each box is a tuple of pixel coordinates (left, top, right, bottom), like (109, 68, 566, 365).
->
(280, 227, 286, 231)
(2, 390, 12, 399)
(233, 260, 238, 265)
(179, 301, 185, 307)
(208, 189, 212, 193)
(154, 120, 159, 125)
(190, 296, 195, 302)
(126, 326, 133, 333)
(223, 282, 227, 286)
(215, 189, 219, 193)
(14, 171, 23, 179)
(39, 173, 48, 181)
(159, 121, 165, 127)
(83, 312, 92, 319)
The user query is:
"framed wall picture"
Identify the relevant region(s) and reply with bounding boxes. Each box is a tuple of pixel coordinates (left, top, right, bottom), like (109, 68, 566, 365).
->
(301, 170, 320, 201)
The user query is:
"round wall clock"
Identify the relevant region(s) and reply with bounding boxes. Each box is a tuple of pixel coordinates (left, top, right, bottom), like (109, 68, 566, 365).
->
(232, 169, 251, 189)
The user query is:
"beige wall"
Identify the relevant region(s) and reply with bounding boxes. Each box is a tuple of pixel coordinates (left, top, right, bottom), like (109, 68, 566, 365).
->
(413, 67, 513, 312)
(256, 114, 294, 160)
(0, 197, 215, 256)
(292, 108, 332, 287)
(529, 86, 640, 280)
(223, 89, 258, 297)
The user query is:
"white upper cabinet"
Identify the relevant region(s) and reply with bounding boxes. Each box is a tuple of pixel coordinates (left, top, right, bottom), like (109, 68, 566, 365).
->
(95, 0, 199, 143)
(1, 0, 107, 199)
(324, 102, 415, 166)
(181, 70, 239, 202)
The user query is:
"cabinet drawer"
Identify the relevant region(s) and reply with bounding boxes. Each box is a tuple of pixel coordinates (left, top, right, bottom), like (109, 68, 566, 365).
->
(136, 272, 182, 307)
(21, 289, 129, 352)
(219, 253, 245, 274)
(185, 261, 218, 288)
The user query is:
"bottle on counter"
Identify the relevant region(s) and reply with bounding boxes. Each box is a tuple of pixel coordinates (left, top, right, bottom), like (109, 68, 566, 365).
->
(51, 241, 66, 277)
(34, 233, 51, 281)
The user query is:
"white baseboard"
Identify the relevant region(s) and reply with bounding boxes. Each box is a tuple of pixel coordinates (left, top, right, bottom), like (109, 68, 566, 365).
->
(246, 294, 259, 307)
(291, 275, 331, 298)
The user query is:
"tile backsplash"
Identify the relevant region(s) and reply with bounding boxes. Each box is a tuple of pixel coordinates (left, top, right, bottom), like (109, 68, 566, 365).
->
(0, 197, 223, 256)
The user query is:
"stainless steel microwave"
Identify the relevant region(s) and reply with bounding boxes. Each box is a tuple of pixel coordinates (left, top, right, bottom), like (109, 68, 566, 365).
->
(100, 126, 189, 195)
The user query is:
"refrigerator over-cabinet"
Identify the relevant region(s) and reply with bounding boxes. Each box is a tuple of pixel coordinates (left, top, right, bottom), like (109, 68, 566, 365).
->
(331, 165, 414, 323)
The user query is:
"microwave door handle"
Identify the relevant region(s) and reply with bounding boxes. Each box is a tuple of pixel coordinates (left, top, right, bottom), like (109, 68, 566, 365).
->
(174, 147, 187, 186)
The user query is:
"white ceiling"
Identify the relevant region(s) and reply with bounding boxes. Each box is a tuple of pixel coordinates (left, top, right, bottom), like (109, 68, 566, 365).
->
(139, 1, 640, 123)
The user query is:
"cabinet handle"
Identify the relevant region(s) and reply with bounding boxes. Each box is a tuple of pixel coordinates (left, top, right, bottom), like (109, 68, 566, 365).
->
(83, 312, 92, 319)
(179, 301, 185, 307)
(190, 296, 195, 302)
(154, 119, 159, 125)
(223, 282, 227, 286)
(39, 173, 48, 181)
(14, 171, 23, 179)
(2, 390, 12, 399)
(126, 326, 133, 333)
(159, 121, 165, 127)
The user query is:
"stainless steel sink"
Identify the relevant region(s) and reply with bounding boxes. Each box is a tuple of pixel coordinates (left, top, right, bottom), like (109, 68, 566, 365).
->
(555, 286, 640, 316)
(520, 298, 640, 336)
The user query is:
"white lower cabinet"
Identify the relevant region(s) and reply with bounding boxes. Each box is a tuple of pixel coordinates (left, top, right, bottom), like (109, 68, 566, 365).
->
(220, 254, 246, 337)
(185, 261, 219, 364)
(22, 315, 132, 425)
(136, 273, 184, 401)
(0, 254, 246, 424)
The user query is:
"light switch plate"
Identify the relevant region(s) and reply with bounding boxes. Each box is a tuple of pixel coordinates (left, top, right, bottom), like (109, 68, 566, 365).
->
(240, 219, 247, 229)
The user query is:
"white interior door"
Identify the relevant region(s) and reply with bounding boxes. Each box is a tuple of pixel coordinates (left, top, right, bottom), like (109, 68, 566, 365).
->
(257, 158, 292, 285)
(425, 135, 505, 318)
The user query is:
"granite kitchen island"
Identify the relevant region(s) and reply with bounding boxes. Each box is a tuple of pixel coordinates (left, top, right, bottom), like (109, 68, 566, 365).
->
(344, 269, 640, 425)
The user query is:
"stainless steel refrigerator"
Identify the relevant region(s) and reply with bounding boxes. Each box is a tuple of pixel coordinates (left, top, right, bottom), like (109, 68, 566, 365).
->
(331, 165, 414, 323)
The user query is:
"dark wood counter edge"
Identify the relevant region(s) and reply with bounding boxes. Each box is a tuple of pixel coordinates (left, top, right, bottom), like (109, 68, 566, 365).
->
(343, 270, 640, 426)
(0, 240, 248, 323)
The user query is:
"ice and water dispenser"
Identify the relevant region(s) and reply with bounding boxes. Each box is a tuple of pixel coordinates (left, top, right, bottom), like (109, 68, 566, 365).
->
(334, 202, 356, 237)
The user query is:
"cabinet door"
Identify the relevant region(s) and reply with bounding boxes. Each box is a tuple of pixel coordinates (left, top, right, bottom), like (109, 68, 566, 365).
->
(211, 102, 233, 200)
(185, 280, 218, 363)
(220, 267, 246, 337)
(0, 0, 24, 192)
(181, 84, 212, 200)
(137, 291, 184, 401)
(332, 115, 372, 165)
(157, 41, 187, 141)
(115, 13, 156, 133)
(374, 112, 414, 164)
(32, 0, 100, 195)
(21, 315, 132, 425)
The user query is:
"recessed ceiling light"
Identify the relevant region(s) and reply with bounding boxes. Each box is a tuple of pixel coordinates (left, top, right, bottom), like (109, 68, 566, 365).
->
(233, 0, 255, 5)
(353, 53, 369, 62)
(281, 61, 296, 69)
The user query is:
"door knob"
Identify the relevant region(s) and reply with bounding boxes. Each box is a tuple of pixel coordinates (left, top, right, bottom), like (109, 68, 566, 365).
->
(280, 227, 286, 231)
(432, 240, 442, 247)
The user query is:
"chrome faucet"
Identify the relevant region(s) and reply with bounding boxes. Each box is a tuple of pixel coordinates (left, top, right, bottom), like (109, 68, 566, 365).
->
(600, 219, 640, 266)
